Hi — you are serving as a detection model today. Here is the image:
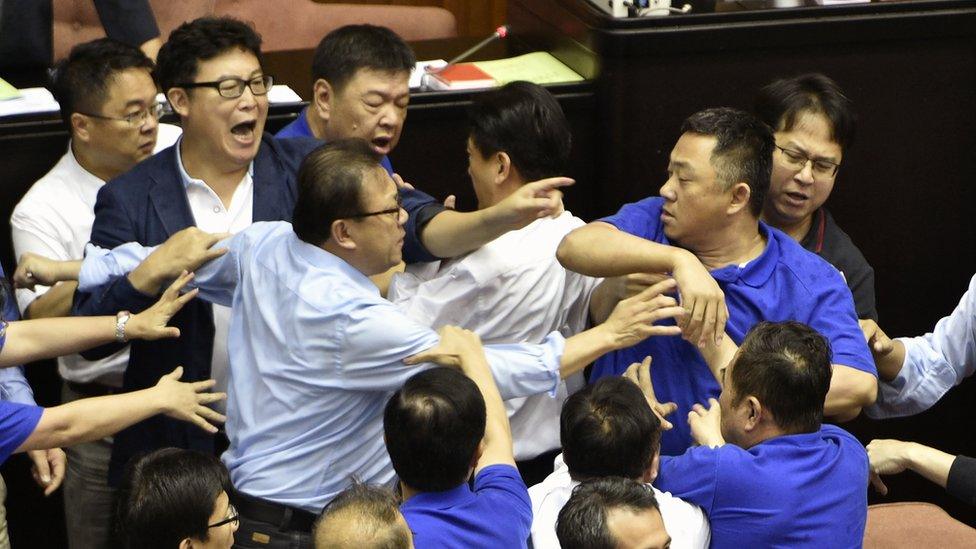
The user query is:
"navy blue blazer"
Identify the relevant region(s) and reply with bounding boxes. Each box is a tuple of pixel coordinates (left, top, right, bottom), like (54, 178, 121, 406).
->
(73, 134, 442, 484)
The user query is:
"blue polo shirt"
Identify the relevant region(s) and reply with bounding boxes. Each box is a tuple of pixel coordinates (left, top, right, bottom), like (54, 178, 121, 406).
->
(275, 106, 395, 175)
(656, 424, 869, 549)
(0, 326, 43, 464)
(595, 197, 875, 455)
(401, 464, 532, 549)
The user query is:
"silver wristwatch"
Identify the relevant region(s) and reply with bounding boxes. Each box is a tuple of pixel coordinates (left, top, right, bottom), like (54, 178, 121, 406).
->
(115, 311, 131, 343)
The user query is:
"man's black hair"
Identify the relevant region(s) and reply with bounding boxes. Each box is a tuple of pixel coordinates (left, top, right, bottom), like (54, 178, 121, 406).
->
(730, 321, 833, 433)
(316, 482, 411, 549)
(115, 448, 231, 549)
(155, 16, 262, 95)
(556, 477, 661, 549)
(681, 107, 774, 217)
(560, 376, 661, 480)
(49, 38, 154, 128)
(383, 367, 486, 492)
(311, 25, 415, 92)
(292, 138, 383, 245)
(468, 80, 572, 181)
(754, 73, 856, 151)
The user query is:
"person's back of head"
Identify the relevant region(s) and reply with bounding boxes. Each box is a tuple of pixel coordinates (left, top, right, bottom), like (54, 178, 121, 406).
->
(556, 477, 670, 549)
(50, 38, 154, 129)
(315, 482, 412, 549)
(467, 80, 572, 182)
(383, 367, 486, 492)
(754, 73, 855, 152)
(311, 25, 415, 92)
(292, 138, 383, 246)
(728, 320, 833, 435)
(116, 448, 235, 549)
(155, 16, 263, 99)
(561, 376, 662, 482)
(681, 107, 774, 217)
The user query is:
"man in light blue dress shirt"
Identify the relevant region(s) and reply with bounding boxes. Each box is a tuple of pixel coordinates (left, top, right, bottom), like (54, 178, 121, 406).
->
(73, 139, 685, 547)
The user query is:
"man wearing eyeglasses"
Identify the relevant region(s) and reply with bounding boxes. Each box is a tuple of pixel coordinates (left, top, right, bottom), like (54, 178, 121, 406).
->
(9, 37, 180, 549)
(755, 73, 877, 321)
(557, 108, 877, 455)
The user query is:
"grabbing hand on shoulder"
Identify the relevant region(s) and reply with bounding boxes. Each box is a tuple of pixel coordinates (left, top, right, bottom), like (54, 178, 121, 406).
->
(152, 366, 227, 434)
(671, 250, 727, 349)
(488, 176, 574, 230)
(129, 227, 228, 295)
(624, 356, 678, 430)
(404, 325, 484, 369)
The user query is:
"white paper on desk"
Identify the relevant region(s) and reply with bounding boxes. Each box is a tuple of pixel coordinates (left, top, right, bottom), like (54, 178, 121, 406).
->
(0, 87, 60, 118)
(410, 60, 448, 89)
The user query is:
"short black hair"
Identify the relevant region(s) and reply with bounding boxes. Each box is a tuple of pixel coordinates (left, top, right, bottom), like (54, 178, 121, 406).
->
(730, 321, 833, 433)
(115, 448, 231, 549)
(754, 73, 856, 151)
(681, 107, 774, 217)
(156, 16, 262, 95)
(556, 477, 661, 549)
(50, 38, 154, 127)
(311, 25, 415, 93)
(468, 81, 572, 181)
(316, 482, 411, 549)
(383, 367, 486, 492)
(560, 376, 661, 480)
(292, 138, 384, 245)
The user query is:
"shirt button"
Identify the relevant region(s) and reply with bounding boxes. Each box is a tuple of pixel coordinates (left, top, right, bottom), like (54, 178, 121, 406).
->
(213, 206, 221, 213)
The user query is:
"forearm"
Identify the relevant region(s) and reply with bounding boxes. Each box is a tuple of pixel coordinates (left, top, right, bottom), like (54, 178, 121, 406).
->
(18, 387, 165, 451)
(904, 442, 955, 489)
(419, 209, 500, 258)
(698, 336, 738, 386)
(589, 279, 621, 324)
(24, 282, 78, 319)
(460, 349, 514, 467)
(556, 224, 685, 277)
(825, 365, 878, 421)
(560, 325, 618, 379)
(877, 340, 907, 383)
(0, 316, 118, 368)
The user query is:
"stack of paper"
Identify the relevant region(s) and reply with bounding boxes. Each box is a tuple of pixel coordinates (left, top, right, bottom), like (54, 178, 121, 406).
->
(419, 52, 585, 92)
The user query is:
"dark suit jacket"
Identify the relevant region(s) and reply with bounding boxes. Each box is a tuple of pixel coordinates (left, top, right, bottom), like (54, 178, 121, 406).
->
(73, 134, 442, 483)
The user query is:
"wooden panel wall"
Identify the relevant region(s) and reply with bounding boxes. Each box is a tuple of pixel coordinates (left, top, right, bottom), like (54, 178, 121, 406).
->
(314, 0, 507, 37)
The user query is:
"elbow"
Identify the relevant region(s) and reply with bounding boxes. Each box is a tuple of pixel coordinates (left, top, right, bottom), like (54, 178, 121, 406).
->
(827, 374, 878, 422)
(556, 231, 580, 271)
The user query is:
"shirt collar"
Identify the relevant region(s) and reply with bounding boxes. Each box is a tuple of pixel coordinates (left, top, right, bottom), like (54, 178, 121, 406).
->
(401, 482, 476, 511)
(709, 222, 779, 288)
(174, 136, 254, 188)
(289, 232, 379, 295)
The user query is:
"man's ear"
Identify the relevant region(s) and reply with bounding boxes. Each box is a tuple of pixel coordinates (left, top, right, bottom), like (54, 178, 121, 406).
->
(330, 219, 357, 251)
(495, 152, 515, 184)
(179, 538, 193, 549)
(470, 439, 486, 470)
(70, 112, 92, 142)
(743, 396, 763, 431)
(312, 78, 334, 123)
(640, 451, 661, 484)
(726, 181, 752, 216)
(167, 88, 190, 118)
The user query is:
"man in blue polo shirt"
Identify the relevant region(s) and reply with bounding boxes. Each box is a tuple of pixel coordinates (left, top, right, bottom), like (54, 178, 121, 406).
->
(654, 321, 869, 548)
(557, 107, 876, 455)
(387, 327, 532, 548)
(276, 25, 406, 176)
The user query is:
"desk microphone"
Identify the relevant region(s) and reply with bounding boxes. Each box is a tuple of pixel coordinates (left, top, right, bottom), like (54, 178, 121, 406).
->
(428, 25, 509, 74)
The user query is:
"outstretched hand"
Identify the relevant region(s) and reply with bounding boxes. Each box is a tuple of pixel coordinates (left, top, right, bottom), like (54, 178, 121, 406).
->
(125, 271, 198, 341)
(154, 366, 227, 434)
(603, 278, 686, 349)
(490, 177, 574, 230)
(404, 325, 484, 368)
(624, 356, 678, 430)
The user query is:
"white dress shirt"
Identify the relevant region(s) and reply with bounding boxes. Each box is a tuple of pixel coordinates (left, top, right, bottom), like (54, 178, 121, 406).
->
(9, 124, 181, 385)
(527, 454, 711, 549)
(388, 213, 601, 460)
(868, 273, 976, 418)
(174, 138, 253, 411)
(78, 221, 569, 511)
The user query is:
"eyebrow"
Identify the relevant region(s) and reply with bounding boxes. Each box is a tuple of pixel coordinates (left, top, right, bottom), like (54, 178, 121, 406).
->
(669, 160, 695, 174)
(784, 141, 838, 162)
(214, 69, 263, 80)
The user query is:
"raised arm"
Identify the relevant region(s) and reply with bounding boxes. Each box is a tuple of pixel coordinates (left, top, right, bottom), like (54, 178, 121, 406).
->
(15, 366, 225, 452)
(1, 272, 197, 368)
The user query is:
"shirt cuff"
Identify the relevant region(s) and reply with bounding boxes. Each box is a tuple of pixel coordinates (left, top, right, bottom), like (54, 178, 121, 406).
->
(485, 331, 565, 400)
(866, 338, 954, 419)
(79, 242, 156, 291)
(947, 455, 976, 506)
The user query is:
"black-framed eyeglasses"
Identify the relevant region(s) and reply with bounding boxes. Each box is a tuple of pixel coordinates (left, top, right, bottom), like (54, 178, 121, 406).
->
(208, 503, 239, 529)
(175, 75, 274, 99)
(775, 145, 840, 177)
(347, 193, 404, 220)
(76, 102, 165, 127)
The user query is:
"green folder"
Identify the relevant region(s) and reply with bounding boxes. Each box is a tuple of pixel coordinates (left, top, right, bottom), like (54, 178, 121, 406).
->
(0, 77, 22, 101)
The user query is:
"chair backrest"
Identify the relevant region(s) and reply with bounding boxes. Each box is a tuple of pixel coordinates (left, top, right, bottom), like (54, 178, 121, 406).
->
(54, 0, 457, 61)
(864, 502, 976, 548)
